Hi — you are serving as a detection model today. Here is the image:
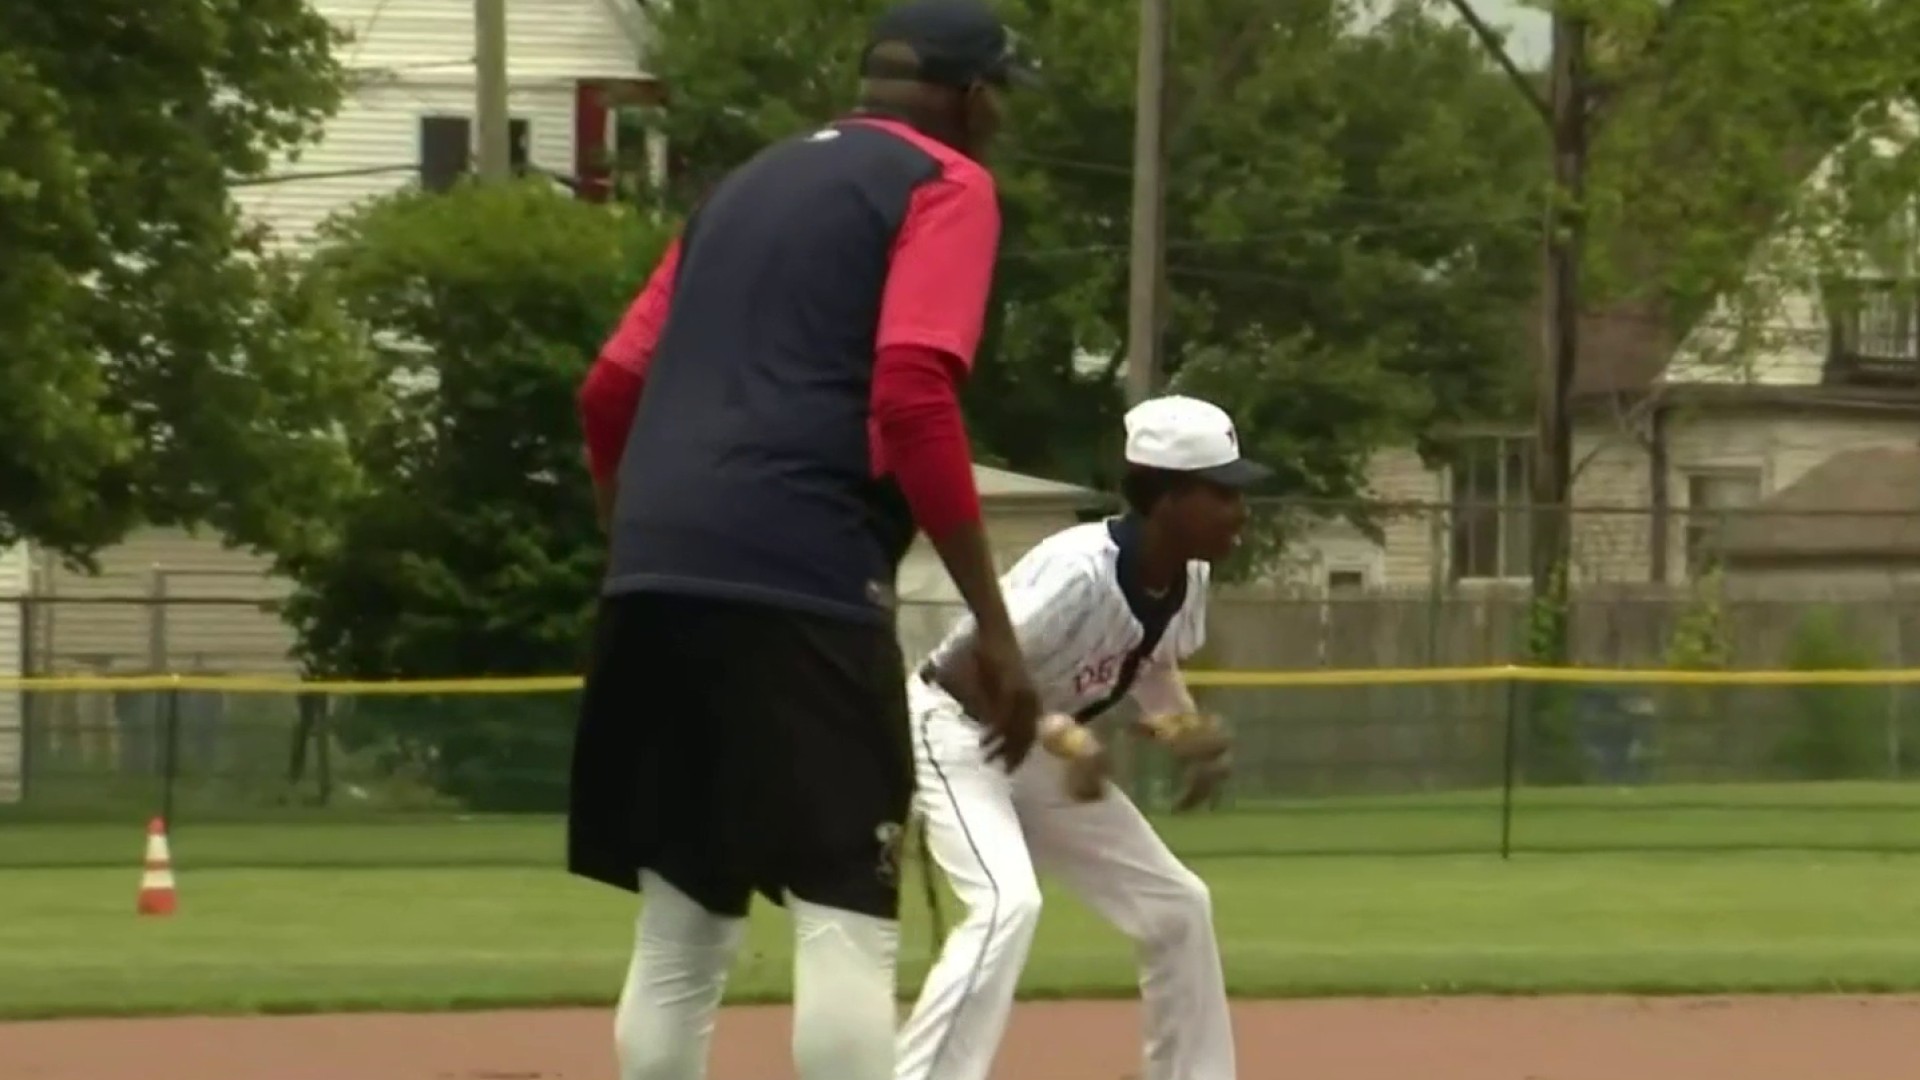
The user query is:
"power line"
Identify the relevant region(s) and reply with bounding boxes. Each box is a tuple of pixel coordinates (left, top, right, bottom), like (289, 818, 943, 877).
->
(1163, 261, 1847, 335)
(230, 163, 420, 187)
(999, 146, 1547, 217)
(218, 167, 1839, 345)
(1003, 210, 1537, 262)
(248, 0, 399, 219)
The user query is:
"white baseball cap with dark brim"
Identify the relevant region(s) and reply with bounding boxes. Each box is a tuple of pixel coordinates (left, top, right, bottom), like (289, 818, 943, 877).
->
(1123, 395, 1273, 489)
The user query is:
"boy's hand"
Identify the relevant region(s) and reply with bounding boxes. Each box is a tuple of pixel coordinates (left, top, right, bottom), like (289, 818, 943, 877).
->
(1040, 714, 1110, 802)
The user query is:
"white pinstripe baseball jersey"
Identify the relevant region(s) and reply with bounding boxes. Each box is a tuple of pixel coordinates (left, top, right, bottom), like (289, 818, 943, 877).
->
(919, 519, 1209, 716)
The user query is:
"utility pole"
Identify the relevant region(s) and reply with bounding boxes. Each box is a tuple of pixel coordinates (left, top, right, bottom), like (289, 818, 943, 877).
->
(1443, 0, 1592, 662)
(1531, 9, 1589, 663)
(1124, 0, 1171, 405)
(475, 0, 511, 181)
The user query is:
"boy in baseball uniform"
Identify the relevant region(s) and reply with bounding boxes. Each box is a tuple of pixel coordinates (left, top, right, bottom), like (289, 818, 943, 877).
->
(895, 394, 1263, 1080)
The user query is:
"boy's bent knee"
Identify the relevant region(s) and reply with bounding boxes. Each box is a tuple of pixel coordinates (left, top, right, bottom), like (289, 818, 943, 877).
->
(990, 883, 1044, 939)
(1139, 870, 1213, 947)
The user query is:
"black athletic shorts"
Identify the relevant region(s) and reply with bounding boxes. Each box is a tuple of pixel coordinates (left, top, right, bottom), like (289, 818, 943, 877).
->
(566, 591, 913, 920)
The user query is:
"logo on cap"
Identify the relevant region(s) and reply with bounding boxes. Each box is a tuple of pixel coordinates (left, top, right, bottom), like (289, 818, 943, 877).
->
(1121, 394, 1272, 489)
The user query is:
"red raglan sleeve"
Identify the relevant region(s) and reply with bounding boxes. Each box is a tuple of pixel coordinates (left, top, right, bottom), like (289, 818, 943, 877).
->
(869, 163, 1002, 540)
(579, 237, 683, 485)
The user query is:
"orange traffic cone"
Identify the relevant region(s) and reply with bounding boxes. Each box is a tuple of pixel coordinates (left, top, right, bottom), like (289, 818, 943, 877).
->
(137, 816, 178, 916)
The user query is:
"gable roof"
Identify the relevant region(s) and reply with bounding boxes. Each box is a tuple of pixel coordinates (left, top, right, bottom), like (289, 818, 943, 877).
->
(1717, 444, 1920, 560)
(1649, 100, 1920, 393)
(1559, 297, 1677, 399)
(974, 464, 1103, 508)
(1558, 95, 1920, 405)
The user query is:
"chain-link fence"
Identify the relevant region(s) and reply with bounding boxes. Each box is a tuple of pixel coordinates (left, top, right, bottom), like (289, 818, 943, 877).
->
(4, 497, 1919, 867)
(4, 669, 1918, 869)
(8, 501, 1920, 675)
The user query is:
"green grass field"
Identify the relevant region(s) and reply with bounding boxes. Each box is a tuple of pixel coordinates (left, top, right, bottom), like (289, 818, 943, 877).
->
(5, 782, 1920, 1020)
(8, 781, 1920, 867)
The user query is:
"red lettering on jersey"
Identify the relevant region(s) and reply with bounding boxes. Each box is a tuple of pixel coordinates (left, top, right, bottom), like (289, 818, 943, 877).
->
(1072, 652, 1121, 695)
(1072, 649, 1167, 696)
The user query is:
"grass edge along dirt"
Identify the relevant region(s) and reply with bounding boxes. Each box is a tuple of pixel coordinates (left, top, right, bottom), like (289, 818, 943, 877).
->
(6, 848, 1920, 1020)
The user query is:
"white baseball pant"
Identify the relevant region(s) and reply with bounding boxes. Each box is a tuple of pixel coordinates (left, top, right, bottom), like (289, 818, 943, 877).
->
(613, 871, 900, 1080)
(894, 688, 1237, 1080)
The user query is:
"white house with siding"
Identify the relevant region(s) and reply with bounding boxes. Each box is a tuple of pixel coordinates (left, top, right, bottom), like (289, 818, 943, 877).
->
(235, 0, 662, 249)
(1284, 101, 1920, 600)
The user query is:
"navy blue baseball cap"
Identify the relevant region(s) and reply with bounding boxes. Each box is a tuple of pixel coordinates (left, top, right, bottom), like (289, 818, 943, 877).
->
(861, 0, 1043, 90)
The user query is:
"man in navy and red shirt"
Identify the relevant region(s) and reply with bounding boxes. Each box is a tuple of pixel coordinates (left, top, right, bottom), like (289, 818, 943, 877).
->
(567, 3, 1042, 1078)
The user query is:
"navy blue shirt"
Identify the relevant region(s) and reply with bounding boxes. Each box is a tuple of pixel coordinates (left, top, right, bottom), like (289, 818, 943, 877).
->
(602, 117, 1003, 624)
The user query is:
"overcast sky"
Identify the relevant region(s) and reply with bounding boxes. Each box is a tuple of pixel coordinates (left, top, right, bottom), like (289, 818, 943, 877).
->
(1449, 0, 1551, 67)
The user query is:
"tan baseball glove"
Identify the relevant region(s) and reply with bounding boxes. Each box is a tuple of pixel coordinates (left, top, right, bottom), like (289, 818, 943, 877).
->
(1141, 712, 1231, 761)
(1141, 713, 1233, 813)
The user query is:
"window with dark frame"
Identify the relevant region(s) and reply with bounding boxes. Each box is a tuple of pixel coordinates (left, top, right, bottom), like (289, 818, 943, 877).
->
(1683, 469, 1761, 577)
(418, 115, 531, 192)
(1327, 569, 1365, 593)
(609, 104, 664, 201)
(1448, 435, 1532, 581)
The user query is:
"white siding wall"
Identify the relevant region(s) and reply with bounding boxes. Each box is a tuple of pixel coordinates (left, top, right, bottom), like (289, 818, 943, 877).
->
(1662, 290, 1830, 387)
(234, 79, 587, 250)
(0, 544, 26, 803)
(235, 0, 646, 250)
(324, 0, 643, 78)
(1285, 445, 1443, 590)
(33, 530, 295, 677)
(1339, 407, 1920, 590)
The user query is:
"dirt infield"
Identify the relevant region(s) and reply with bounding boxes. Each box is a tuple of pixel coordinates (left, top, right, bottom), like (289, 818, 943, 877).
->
(8, 996, 1920, 1079)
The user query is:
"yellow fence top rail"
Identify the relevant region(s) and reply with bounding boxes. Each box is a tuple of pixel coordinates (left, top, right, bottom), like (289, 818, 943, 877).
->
(0, 674, 585, 694)
(6, 666, 1920, 693)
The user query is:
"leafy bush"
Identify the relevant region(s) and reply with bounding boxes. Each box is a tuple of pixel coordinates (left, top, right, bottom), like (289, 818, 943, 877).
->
(1520, 561, 1586, 785)
(327, 694, 578, 812)
(1656, 567, 1734, 776)
(1771, 606, 1886, 780)
(281, 179, 677, 810)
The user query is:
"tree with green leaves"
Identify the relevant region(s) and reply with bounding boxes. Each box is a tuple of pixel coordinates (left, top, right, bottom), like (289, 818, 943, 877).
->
(1447, 0, 1920, 661)
(644, 0, 1547, 572)
(0, 1, 366, 565)
(281, 180, 676, 808)
(1558, 0, 1920, 323)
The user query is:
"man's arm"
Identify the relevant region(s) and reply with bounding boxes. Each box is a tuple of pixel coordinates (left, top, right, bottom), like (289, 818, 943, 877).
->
(871, 163, 1001, 627)
(931, 567, 1096, 757)
(870, 159, 1038, 762)
(577, 237, 683, 529)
